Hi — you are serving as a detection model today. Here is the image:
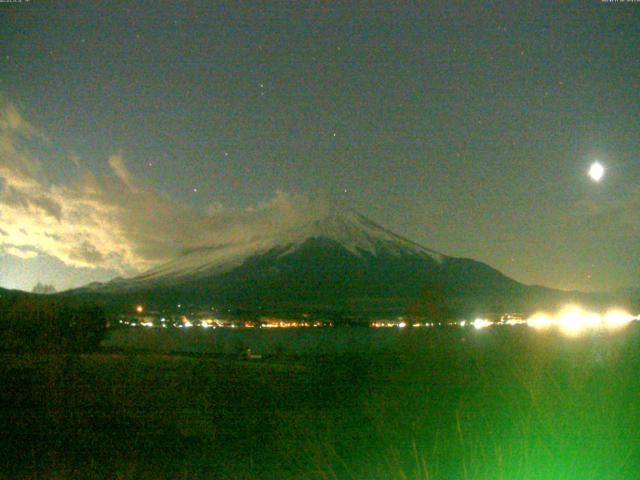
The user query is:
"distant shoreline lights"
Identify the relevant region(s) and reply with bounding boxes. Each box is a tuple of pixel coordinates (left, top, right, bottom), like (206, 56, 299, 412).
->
(525, 306, 638, 336)
(469, 305, 638, 336)
(369, 306, 638, 336)
(123, 306, 638, 335)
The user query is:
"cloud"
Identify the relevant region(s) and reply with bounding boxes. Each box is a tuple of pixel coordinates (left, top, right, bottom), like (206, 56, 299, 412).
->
(0, 100, 330, 276)
(68, 153, 82, 168)
(571, 188, 640, 238)
(0, 101, 48, 142)
(206, 201, 225, 216)
(108, 153, 138, 192)
(1, 246, 39, 260)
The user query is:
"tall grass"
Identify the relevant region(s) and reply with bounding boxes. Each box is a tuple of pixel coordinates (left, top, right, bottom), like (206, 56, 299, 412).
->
(1, 326, 639, 479)
(332, 328, 640, 479)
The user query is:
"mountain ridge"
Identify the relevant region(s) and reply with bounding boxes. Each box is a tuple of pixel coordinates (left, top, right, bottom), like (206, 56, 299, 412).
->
(89, 207, 443, 289)
(66, 207, 630, 317)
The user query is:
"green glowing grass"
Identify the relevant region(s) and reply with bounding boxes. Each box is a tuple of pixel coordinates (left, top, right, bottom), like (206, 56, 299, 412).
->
(1, 327, 638, 478)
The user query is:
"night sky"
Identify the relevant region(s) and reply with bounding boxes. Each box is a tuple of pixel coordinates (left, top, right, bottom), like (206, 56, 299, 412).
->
(1, 1, 638, 292)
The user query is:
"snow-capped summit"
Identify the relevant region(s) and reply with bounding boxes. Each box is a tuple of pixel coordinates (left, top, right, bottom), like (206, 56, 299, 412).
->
(286, 208, 442, 259)
(126, 207, 443, 286)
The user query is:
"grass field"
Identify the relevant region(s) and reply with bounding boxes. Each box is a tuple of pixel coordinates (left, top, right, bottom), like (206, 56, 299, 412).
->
(1, 325, 639, 479)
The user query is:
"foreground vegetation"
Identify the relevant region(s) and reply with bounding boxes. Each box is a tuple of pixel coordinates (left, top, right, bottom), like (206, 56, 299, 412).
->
(1, 326, 639, 479)
(0, 295, 106, 352)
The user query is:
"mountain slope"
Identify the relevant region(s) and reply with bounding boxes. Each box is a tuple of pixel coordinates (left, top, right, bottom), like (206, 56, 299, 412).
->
(119, 209, 442, 287)
(69, 207, 593, 317)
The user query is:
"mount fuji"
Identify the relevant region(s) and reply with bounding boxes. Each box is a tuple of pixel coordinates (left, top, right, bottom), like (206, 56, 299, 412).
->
(69, 207, 576, 318)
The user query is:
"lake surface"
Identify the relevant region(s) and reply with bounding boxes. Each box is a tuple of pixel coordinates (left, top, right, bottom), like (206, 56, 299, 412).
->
(103, 322, 640, 357)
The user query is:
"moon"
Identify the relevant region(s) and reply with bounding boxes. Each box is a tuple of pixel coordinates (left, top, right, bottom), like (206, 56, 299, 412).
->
(588, 162, 605, 182)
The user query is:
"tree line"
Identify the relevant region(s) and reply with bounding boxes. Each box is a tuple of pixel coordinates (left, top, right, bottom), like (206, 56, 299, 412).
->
(0, 294, 107, 352)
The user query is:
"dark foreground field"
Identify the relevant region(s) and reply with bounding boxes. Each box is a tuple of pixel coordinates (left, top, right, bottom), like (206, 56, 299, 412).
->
(1, 326, 639, 479)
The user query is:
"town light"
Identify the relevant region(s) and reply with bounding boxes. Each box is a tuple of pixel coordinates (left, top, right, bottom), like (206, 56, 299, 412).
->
(473, 318, 492, 330)
(526, 305, 637, 336)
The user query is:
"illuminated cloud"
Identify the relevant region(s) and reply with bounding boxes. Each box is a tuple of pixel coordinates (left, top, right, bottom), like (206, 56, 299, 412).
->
(0, 99, 331, 276)
(1, 246, 39, 260)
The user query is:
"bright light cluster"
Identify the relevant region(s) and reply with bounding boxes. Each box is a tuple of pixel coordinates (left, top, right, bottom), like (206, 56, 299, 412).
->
(526, 306, 637, 336)
(472, 318, 492, 330)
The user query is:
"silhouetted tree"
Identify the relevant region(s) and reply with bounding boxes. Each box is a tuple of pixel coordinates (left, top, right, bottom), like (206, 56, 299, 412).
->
(407, 282, 457, 321)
